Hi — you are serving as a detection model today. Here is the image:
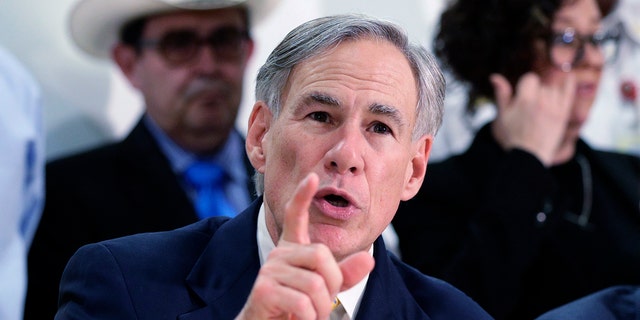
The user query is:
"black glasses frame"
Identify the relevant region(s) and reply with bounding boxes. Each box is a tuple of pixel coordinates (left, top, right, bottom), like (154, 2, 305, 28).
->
(547, 27, 620, 72)
(138, 27, 250, 65)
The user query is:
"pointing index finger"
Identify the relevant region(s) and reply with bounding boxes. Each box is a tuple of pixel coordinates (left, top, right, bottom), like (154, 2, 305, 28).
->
(280, 173, 319, 245)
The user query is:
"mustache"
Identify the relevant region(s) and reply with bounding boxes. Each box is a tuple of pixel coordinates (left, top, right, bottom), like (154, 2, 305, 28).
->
(182, 78, 232, 101)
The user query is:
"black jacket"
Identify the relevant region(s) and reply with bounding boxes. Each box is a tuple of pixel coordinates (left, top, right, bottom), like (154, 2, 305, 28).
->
(56, 198, 493, 320)
(26, 119, 256, 320)
(393, 123, 640, 320)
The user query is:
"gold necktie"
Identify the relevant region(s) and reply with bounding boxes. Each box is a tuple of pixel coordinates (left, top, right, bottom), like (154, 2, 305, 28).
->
(332, 297, 341, 310)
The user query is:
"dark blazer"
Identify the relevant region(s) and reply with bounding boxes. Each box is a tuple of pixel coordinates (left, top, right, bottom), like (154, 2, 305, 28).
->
(536, 285, 640, 320)
(393, 124, 640, 320)
(26, 119, 256, 320)
(55, 198, 493, 320)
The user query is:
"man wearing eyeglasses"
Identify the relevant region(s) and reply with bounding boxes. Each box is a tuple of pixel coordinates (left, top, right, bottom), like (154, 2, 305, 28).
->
(26, 1, 267, 319)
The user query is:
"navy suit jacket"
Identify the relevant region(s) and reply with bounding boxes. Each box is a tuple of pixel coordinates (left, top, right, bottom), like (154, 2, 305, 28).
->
(536, 285, 640, 320)
(56, 199, 492, 320)
(27, 118, 256, 320)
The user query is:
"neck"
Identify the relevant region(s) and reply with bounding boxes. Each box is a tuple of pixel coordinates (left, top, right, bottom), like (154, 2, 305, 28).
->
(551, 139, 577, 166)
(172, 129, 230, 156)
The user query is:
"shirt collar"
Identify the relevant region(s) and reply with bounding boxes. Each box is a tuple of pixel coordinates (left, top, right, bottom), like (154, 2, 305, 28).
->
(143, 114, 245, 182)
(257, 202, 372, 318)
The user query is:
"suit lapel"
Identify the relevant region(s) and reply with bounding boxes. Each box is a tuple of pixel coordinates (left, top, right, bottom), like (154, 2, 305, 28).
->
(356, 238, 431, 320)
(119, 121, 258, 222)
(177, 202, 431, 319)
(179, 200, 262, 319)
(118, 119, 198, 225)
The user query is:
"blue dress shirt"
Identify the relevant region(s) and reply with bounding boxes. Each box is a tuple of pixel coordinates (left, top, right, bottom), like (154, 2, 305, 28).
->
(143, 115, 252, 214)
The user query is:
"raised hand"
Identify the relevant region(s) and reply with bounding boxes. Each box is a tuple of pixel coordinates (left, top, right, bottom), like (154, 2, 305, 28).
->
(236, 173, 375, 320)
(490, 71, 576, 166)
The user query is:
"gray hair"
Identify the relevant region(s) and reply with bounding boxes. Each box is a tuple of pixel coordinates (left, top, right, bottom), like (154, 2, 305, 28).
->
(253, 14, 445, 195)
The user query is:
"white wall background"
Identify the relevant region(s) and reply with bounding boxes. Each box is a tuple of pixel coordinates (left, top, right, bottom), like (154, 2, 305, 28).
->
(0, 0, 445, 161)
(1, 0, 637, 161)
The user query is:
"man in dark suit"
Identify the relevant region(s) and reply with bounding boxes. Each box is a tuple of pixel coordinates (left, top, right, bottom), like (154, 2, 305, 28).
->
(55, 14, 493, 319)
(26, 0, 263, 318)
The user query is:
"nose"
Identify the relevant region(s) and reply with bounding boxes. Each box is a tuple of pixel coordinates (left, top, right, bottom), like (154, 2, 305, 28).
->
(191, 45, 219, 74)
(324, 126, 365, 176)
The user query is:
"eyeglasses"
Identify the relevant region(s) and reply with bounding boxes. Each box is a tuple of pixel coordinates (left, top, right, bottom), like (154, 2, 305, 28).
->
(548, 27, 619, 72)
(138, 27, 250, 65)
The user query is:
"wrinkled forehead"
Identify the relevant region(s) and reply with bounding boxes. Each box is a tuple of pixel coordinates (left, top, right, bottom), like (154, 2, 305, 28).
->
(283, 38, 418, 117)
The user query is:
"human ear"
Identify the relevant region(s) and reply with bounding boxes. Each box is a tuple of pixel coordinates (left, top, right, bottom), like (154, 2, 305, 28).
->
(112, 44, 142, 89)
(401, 135, 431, 201)
(245, 101, 272, 174)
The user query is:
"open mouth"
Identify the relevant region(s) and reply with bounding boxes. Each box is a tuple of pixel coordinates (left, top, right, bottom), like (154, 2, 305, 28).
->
(324, 194, 349, 207)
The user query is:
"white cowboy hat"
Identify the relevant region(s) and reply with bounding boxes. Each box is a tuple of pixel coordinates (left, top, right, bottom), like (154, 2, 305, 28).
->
(69, 0, 279, 59)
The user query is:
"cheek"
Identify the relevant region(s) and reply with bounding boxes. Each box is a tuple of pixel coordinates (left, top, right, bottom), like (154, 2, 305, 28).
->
(264, 128, 306, 184)
(224, 64, 248, 83)
(368, 155, 408, 205)
(218, 63, 249, 94)
(269, 127, 300, 163)
(263, 129, 316, 217)
(571, 98, 593, 125)
(143, 70, 183, 105)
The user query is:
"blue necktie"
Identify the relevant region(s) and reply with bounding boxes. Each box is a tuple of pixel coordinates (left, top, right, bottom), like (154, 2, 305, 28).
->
(183, 161, 236, 219)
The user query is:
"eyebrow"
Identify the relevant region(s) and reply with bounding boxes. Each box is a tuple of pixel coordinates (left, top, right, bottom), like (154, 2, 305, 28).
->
(293, 92, 339, 116)
(308, 92, 340, 106)
(302, 91, 406, 129)
(369, 103, 406, 131)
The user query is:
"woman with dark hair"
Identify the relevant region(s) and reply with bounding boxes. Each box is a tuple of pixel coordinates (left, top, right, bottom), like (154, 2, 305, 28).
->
(393, 0, 640, 319)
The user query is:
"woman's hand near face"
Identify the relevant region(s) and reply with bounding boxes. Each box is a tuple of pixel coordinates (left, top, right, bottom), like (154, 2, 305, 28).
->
(490, 71, 576, 166)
